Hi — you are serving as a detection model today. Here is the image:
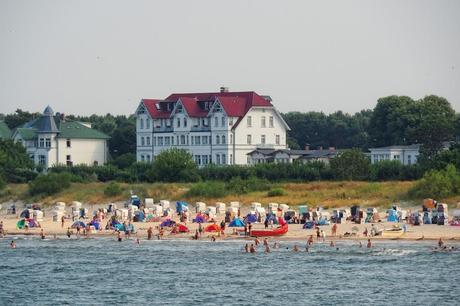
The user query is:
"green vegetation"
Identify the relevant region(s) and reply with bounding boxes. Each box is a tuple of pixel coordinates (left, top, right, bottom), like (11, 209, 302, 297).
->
(104, 182, 123, 196)
(28, 172, 73, 197)
(267, 188, 286, 197)
(410, 164, 460, 199)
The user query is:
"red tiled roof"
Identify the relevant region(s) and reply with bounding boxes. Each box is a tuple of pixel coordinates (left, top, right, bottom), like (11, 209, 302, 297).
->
(142, 99, 171, 119)
(179, 97, 208, 117)
(143, 91, 273, 121)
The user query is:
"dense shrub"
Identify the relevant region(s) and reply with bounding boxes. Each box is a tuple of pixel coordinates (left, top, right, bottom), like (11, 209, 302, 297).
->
(110, 153, 136, 169)
(267, 188, 286, 197)
(0, 175, 6, 190)
(29, 172, 73, 196)
(409, 164, 460, 198)
(104, 182, 123, 196)
(149, 149, 199, 182)
(330, 149, 370, 180)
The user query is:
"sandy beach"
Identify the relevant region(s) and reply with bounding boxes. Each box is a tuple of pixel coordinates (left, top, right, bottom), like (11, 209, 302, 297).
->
(2, 204, 460, 242)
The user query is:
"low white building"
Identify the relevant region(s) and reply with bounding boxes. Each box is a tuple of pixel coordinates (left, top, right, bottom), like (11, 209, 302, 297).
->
(135, 88, 290, 165)
(12, 106, 109, 168)
(247, 147, 339, 164)
(369, 144, 420, 165)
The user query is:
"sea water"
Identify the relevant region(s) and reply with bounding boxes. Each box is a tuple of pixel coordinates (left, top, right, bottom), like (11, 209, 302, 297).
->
(0, 237, 459, 305)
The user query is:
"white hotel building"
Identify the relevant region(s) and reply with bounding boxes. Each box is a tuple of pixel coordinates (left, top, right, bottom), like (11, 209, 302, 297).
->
(135, 89, 290, 165)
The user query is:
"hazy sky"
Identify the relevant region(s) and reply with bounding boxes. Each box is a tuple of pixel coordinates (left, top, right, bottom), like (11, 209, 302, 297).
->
(1, 0, 459, 116)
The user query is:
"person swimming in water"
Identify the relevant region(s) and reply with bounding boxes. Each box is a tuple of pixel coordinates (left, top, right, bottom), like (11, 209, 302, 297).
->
(293, 244, 299, 252)
(255, 237, 260, 246)
(10, 240, 16, 248)
(249, 244, 256, 253)
(244, 243, 249, 253)
(330, 240, 335, 247)
(265, 244, 270, 253)
(367, 239, 372, 248)
(117, 231, 122, 242)
(40, 229, 45, 240)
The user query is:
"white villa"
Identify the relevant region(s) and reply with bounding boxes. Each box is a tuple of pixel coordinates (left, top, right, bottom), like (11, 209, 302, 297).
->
(135, 88, 290, 165)
(369, 144, 420, 165)
(12, 106, 110, 168)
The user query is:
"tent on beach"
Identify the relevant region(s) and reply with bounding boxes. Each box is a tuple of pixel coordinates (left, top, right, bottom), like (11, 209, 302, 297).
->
(160, 219, 175, 227)
(71, 221, 86, 229)
(229, 218, 245, 227)
(204, 224, 221, 232)
(177, 224, 189, 233)
(245, 213, 257, 224)
(193, 214, 206, 223)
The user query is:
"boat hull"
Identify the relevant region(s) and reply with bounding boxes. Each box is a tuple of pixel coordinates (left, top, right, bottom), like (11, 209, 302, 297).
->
(250, 224, 288, 237)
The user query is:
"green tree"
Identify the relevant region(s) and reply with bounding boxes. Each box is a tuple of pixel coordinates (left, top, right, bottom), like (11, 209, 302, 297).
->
(0, 139, 35, 182)
(149, 148, 199, 182)
(410, 164, 460, 198)
(4, 109, 39, 129)
(330, 149, 370, 180)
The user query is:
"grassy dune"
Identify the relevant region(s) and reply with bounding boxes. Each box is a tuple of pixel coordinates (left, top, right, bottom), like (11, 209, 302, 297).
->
(2, 180, 460, 209)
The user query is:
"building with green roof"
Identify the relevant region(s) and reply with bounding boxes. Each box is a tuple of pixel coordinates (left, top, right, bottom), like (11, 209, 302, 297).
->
(12, 106, 109, 168)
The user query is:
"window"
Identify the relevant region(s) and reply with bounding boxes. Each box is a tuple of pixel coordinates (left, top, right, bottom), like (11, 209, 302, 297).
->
(195, 155, 201, 165)
(222, 154, 226, 164)
(230, 154, 233, 164)
(202, 136, 208, 145)
(141, 155, 145, 162)
(45, 138, 51, 148)
(183, 118, 187, 127)
(276, 135, 280, 145)
(408, 155, 412, 165)
(229, 118, 233, 126)
(216, 135, 220, 144)
(247, 134, 252, 145)
(146, 137, 151, 145)
(158, 137, 163, 146)
(140, 119, 144, 129)
(141, 137, 145, 146)
(66, 139, 71, 148)
(191, 136, 194, 145)
(247, 116, 252, 127)
(209, 136, 212, 144)
(39, 138, 44, 148)
(66, 155, 72, 167)
(180, 135, 186, 145)
(394, 155, 400, 160)
(216, 154, 221, 164)
(214, 117, 218, 127)
(261, 116, 266, 128)
(221, 117, 225, 127)
(39, 155, 46, 166)
(146, 119, 150, 129)
(146, 155, 151, 162)
(202, 155, 208, 165)
(222, 135, 226, 144)
(165, 137, 170, 146)
(230, 134, 233, 144)
(195, 136, 201, 145)
(261, 135, 266, 144)
(177, 118, 181, 127)
(269, 116, 274, 128)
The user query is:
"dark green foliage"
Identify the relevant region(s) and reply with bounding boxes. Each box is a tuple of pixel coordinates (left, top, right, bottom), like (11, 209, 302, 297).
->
(267, 188, 286, 197)
(410, 164, 460, 198)
(369, 160, 423, 181)
(110, 153, 136, 169)
(104, 182, 123, 196)
(330, 149, 370, 180)
(148, 149, 199, 182)
(0, 175, 6, 190)
(29, 172, 72, 196)
(0, 139, 35, 183)
(4, 109, 39, 129)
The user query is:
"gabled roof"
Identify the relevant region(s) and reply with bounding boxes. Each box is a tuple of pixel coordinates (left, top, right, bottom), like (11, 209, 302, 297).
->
(142, 99, 172, 119)
(57, 121, 110, 139)
(142, 91, 273, 120)
(179, 97, 208, 117)
(0, 121, 12, 139)
(15, 128, 37, 140)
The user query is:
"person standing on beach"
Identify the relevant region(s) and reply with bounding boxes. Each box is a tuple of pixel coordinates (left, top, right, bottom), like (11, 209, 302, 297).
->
(147, 227, 153, 240)
(244, 223, 248, 237)
(66, 227, 71, 238)
(40, 229, 45, 240)
(331, 223, 337, 236)
(198, 223, 203, 237)
(264, 218, 269, 229)
(248, 223, 252, 236)
(0, 221, 4, 237)
(316, 227, 321, 241)
(61, 216, 65, 228)
(367, 239, 372, 248)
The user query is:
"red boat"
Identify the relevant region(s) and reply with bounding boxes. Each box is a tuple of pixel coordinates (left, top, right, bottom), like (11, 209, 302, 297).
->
(250, 224, 288, 237)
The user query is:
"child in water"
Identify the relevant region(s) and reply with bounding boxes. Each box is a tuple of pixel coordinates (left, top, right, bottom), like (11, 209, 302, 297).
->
(10, 240, 16, 248)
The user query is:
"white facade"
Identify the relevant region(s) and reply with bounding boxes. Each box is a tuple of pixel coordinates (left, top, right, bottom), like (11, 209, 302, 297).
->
(135, 91, 290, 166)
(12, 107, 109, 169)
(369, 145, 420, 165)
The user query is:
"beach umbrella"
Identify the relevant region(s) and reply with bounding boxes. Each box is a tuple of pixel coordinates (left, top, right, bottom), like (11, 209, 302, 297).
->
(71, 221, 86, 228)
(229, 218, 245, 227)
(16, 219, 26, 229)
(204, 224, 221, 232)
(177, 224, 189, 233)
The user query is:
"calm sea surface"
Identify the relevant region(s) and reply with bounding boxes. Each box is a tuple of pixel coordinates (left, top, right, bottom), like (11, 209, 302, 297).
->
(0, 237, 459, 306)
